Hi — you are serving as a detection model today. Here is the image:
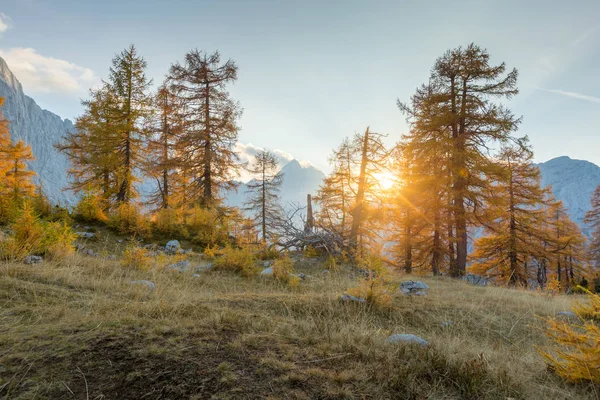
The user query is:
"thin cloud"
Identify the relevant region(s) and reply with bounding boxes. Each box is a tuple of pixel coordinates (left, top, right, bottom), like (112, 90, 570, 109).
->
(0, 13, 12, 35)
(538, 88, 600, 104)
(0, 47, 99, 94)
(572, 25, 599, 46)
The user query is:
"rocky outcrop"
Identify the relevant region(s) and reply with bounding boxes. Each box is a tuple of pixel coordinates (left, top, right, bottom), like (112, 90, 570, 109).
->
(0, 57, 75, 206)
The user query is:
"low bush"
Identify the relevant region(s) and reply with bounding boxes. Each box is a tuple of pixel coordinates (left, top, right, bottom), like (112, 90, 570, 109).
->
(121, 245, 153, 271)
(272, 255, 300, 287)
(213, 246, 257, 276)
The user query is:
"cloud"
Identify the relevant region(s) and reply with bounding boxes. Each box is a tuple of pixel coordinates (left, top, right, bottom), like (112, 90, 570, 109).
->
(235, 142, 295, 167)
(539, 88, 600, 104)
(0, 47, 99, 94)
(0, 13, 12, 35)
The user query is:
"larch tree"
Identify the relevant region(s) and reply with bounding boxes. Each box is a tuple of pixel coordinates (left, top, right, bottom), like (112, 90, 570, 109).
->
(57, 85, 121, 204)
(348, 127, 389, 256)
(144, 83, 183, 210)
(470, 140, 551, 286)
(426, 44, 521, 277)
(168, 50, 242, 206)
(3, 140, 36, 202)
(243, 150, 284, 243)
(108, 45, 153, 204)
(315, 138, 355, 239)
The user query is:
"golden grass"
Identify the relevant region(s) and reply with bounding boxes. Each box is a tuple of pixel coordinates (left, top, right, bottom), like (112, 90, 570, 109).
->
(0, 252, 598, 399)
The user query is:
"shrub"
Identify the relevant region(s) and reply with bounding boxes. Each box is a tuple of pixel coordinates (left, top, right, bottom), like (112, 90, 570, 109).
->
(74, 187, 108, 223)
(272, 255, 300, 287)
(346, 276, 393, 308)
(303, 246, 319, 258)
(153, 207, 188, 237)
(203, 244, 220, 258)
(121, 245, 153, 271)
(185, 206, 230, 247)
(109, 203, 151, 238)
(213, 246, 256, 276)
(1, 203, 46, 259)
(325, 255, 339, 271)
(42, 221, 76, 260)
(537, 292, 600, 384)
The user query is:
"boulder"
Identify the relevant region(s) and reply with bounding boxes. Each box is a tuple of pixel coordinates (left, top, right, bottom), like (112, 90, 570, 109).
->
(386, 333, 428, 347)
(24, 255, 43, 265)
(340, 293, 366, 304)
(465, 273, 488, 286)
(165, 240, 181, 254)
(166, 260, 191, 273)
(260, 266, 274, 276)
(130, 280, 155, 290)
(400, 281, 429, 296)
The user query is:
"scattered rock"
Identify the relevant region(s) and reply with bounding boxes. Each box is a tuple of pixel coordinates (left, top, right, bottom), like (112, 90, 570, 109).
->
(75, 232, 95, 239)
(74, 243, 86, 252)
(165, 240, 181, 254)
(86, 249, 98, 257)
(166, 260, 191, 273)
(106, 254, 117, 260)
(130, 280, 155, 290)
(260, 266, 274, 276)
(263, 261, 272, 268)
(400, 281, 430, 296)
(386, 333, 428, 347)
(192, 273, 201, 278)
(194, 263, 214, 273)
(321, 269, 330, 276)
(297, 272, 306, 280)
(116, 239, 123, 244)
(557, 311, 578, 319)
(465, 273, 488, 286)
(24, 255, 43, 265)
(340, 293, 366, 304)
(441, 321, 453, 328)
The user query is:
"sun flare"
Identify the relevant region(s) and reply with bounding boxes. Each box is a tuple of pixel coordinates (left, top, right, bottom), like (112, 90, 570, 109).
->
(374, 172, 395, 190)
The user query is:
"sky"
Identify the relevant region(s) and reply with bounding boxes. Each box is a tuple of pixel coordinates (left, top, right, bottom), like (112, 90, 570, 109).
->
(1, 0, 599, 172)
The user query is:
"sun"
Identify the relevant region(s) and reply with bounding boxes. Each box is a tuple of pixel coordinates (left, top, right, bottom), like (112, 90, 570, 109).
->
(374, 172, 395, 191)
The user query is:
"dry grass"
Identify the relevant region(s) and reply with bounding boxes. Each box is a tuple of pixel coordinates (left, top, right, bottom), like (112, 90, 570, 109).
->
(0, 250, 598, 399)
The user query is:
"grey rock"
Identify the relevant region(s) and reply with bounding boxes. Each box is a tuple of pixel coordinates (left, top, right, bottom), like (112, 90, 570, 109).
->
(321, 269, 330, 276)
(260, 266, 274, 275)
(341, 293, 367, 304)
(75, 232, 95, 239)
(166, 260, 191, 273)
(106, 254, 117, 260)
(192, 273, 201, 278)
(441, 321, 453, 328)
(194, 263, 214, 273)
(24, 255, 43, 265)
(74, 243, 86, 252)
(386, 333, 428, 347)
(297, 273, 306, 280)
(263, 261, 272, 268)
(465, 273, 488, 286)
(400, 281, 430, 296)
(116, 239, 123, 244)
(130, 280, 155, 290)
(165, 240, 180, 254)
(85, 249, 98, 257)
(557, 311, 578, 319)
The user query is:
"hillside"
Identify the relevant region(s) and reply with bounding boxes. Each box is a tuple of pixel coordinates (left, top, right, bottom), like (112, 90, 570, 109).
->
(0, 242, 595, 399)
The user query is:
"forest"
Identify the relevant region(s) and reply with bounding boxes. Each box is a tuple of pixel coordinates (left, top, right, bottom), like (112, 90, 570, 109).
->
(1, 43, 599, 393)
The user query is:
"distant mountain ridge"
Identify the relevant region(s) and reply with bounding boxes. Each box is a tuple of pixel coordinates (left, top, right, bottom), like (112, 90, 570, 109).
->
(537, 156, 600, 234)
(0, 56, 74, 205)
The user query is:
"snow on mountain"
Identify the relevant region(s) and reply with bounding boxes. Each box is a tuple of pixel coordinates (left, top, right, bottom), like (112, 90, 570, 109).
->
(223, 159, 325, 210)
(0, 56, 75, 206)
(537, 156, 600, 234)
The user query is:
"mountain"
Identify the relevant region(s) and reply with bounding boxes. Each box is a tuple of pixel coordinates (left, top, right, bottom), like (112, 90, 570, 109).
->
(224, 160, 326, 211)
(0, 56, 74, 205)
(537, 156, 600, 233)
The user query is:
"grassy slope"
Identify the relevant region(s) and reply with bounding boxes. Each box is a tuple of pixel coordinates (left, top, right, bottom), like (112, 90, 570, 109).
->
(0, 248, 597, 399)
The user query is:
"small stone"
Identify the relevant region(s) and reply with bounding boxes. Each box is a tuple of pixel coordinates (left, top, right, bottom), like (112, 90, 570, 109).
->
(400, 281, 430, 296)
(165, 240, 180, 254)
(263, 261, 272, 268)
(116, 239, 123, 244)
(75, 232, 95, 239)
(192, 273, 201, 278)
(130, 280, 155, 290)
(465, 273, 488, 286)
(166, 260, 191, 273)
(297, 273, 306, 280)
(386, 333, 428, 347)
(260, 266, 273, 275)
(557, 311, 578, 319)
(321, 269, 330, 276)
(441, 321, 453, 328)
(340, 293, 366, 303)
(74, 243, 86, 252)
(194, 263, 214, 273)
(24, 255, 43, 265)
(106, 255, 117, 260)
(86, 249, 97, 257)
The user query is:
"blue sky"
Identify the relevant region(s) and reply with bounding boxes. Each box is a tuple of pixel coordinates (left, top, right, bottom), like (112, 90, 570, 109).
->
(1, 0, 599, 172)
